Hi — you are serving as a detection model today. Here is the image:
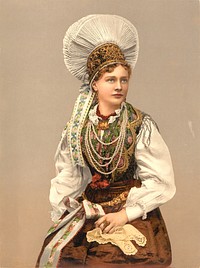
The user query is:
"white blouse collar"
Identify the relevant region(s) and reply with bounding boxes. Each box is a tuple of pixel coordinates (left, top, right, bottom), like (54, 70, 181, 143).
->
(88, 102, 125, 125)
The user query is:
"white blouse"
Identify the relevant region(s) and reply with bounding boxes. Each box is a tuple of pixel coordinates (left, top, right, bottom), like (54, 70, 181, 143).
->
(49, 116, 176, 222)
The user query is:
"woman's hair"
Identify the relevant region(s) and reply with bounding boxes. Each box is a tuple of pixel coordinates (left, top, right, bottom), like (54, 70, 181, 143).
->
(93, 63, 132, 82)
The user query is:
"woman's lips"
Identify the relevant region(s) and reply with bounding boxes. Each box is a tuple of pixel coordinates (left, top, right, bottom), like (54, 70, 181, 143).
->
(113, 94, 123, 97)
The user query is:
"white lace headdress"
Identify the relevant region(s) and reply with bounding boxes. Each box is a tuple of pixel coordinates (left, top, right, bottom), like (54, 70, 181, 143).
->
(63, 14, 139, 166)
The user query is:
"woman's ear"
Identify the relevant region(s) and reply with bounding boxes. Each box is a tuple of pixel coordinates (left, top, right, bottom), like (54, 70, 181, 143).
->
(92, 81, 98, 92)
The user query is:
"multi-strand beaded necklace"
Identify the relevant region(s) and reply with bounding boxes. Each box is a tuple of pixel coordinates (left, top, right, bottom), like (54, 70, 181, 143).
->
(84, 104, 128, 176)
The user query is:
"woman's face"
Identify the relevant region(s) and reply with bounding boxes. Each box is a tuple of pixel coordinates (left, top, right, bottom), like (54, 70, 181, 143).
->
(92, 65, 129, 113)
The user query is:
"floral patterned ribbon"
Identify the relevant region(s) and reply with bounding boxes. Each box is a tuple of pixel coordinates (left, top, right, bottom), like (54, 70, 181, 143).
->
(39, 198, 105, 268)
(67, 84, 95, 167)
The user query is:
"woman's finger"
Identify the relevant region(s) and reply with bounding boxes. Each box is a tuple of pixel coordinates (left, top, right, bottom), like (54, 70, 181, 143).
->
(107, 226, 116, 234)
(102, 222, 114, 234)
(95, 216, 107, 227)
(100, 220, 110, 231)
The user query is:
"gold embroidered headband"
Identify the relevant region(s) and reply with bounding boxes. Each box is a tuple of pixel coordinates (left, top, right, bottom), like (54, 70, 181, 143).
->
(87, 43, 126, 82)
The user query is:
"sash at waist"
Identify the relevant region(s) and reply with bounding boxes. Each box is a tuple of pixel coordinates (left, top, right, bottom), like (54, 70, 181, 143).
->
(83, 178, 141, 205)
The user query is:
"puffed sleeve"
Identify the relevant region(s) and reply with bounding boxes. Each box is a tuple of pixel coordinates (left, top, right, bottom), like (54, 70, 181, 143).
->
(125, 116, 176, 221)
(49, 127, 92, 222)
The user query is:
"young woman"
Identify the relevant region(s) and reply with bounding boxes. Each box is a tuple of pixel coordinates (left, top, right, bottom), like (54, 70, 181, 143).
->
(36, 14, 176, 267)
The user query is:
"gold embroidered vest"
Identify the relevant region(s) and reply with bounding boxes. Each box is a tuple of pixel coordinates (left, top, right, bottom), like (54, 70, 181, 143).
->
(81, 103, 144, 189)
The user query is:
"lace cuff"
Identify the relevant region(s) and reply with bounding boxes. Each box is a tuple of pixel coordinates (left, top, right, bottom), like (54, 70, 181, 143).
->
(136, 201, 147, 220)
(50, 209, 63, 222)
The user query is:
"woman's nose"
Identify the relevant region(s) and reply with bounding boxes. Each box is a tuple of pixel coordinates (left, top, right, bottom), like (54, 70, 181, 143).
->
(115, 80, 122, 91)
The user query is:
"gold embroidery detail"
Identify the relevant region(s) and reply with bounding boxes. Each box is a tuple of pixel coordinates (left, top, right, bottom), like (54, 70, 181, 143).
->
(97, 121, 109, 130)
(111, 107, 143, 179)
(87, 43, 126, 81)
(82, 190, 128, 207)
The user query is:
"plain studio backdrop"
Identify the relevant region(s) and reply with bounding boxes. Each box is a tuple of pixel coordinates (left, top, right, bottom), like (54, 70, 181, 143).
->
(1, 0, 199, 267)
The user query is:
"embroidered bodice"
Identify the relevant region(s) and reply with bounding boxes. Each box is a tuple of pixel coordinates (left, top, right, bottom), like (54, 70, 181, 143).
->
(81, 102, 144, 188)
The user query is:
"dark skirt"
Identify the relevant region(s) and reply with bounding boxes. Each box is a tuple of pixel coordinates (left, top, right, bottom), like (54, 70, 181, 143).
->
(36, 180, 172, 267)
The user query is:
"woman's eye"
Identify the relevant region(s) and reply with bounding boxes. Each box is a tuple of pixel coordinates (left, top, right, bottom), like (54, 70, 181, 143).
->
(121, 79, 128, 83)
(107, 78, 115, 83)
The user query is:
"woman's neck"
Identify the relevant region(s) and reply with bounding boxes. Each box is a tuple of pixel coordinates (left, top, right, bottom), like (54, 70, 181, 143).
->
(97, 106, 116, 120)
(98, 103, 120, 117)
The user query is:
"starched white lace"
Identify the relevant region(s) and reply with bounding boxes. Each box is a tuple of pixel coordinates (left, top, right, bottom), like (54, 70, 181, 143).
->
(88, 102, 125, 125)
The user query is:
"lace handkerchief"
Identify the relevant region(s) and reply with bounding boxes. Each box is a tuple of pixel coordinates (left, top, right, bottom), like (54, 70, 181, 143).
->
(86, 224, 147, 255)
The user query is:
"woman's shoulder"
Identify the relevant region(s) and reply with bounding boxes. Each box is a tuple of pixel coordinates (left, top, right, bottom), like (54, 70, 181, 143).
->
(126, 102, 157, 124)
(126, 102, 159, 139)
(126, 102, 145, 123)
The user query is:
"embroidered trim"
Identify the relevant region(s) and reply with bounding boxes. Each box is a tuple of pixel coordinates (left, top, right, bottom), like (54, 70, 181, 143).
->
(112, 106, 143, 178)
(45, 214, 85, 267)
(87, 43, 126, 82)
(39, 200, 105, 268)
(136, 114, 159, 147)
(82, 190, 129, 207)
(67, 86, 95, 166)
(83, 199, 105, 219)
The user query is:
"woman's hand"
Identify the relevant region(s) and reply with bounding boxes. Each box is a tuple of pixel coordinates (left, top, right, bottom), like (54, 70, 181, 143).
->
(95, 209, 128, 234)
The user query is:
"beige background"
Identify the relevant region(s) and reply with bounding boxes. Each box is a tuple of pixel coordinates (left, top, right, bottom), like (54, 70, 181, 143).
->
(1, 0, 199, 267)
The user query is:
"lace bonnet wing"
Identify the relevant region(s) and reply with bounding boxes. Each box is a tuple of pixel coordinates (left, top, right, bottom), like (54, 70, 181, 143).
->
(63, 14, 139, 83)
